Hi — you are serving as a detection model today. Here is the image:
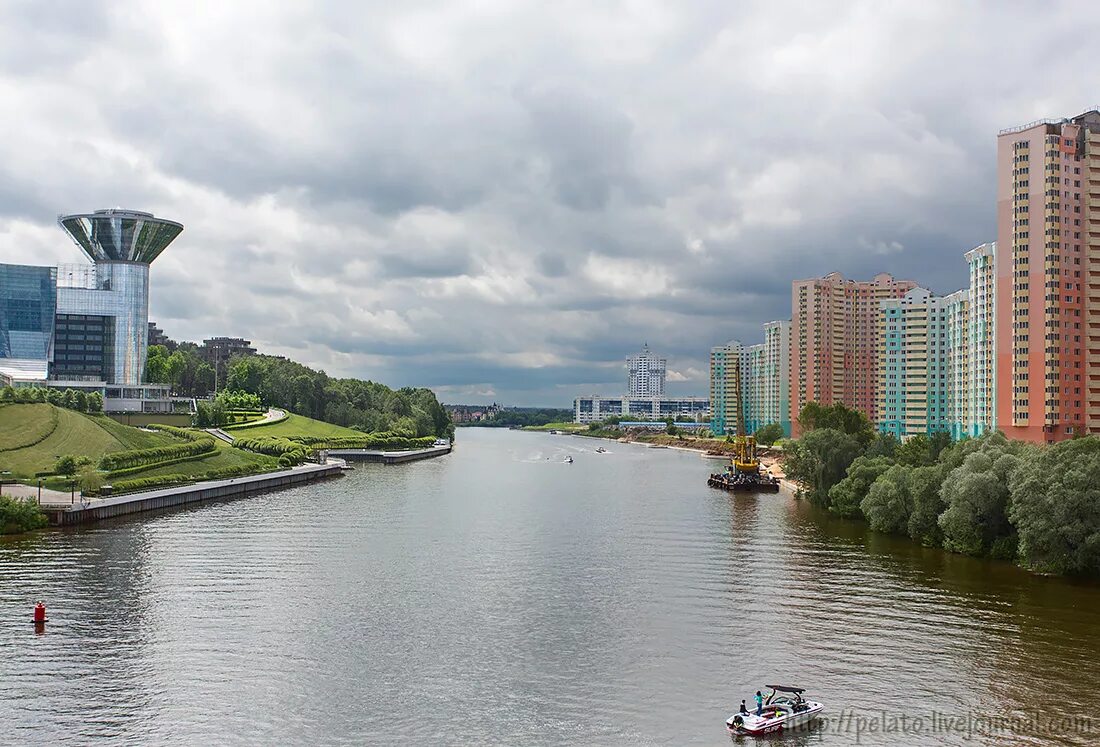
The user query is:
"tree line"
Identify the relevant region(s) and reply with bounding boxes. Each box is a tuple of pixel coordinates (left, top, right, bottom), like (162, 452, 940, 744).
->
(781, 402, 1100, 577)
(225, 355, 452, 439)
(0, 386, 103, 413)
(463, 408, 573, 427)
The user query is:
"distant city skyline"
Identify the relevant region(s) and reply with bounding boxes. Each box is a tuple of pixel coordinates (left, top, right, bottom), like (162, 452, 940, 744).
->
(0, 3, 1095, 405)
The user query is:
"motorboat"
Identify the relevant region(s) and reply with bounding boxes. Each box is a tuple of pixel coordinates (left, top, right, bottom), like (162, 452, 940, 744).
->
(564, 455, 574, 463)
(595, 447, 607, 453)
(726, 686, 823, 736)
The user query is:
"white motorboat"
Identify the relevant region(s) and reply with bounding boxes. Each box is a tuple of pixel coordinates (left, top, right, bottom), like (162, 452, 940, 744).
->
(726, 685, 823, 736)
(564, 455, 574, 463)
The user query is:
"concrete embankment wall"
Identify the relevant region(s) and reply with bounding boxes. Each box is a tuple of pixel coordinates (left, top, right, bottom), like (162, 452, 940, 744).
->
(327, 444, 452, 464)
(44, 463, 343, 526)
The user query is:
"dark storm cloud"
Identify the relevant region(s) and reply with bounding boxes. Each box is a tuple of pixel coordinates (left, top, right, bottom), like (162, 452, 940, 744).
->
(0, 0, 1094, 404)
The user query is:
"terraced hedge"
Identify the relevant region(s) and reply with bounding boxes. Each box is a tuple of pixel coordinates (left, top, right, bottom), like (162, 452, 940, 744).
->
(292, 433, 437, 450)
(98, 428, 216, 471)
(109, 463, 281, 495)
(232, 436, 311, 464)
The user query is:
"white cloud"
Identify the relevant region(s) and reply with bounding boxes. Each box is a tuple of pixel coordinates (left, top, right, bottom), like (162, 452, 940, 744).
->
(0, 0, 1092, 404)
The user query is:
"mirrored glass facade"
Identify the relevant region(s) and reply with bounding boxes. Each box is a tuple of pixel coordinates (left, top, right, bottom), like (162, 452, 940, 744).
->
(58, 209, 183, 264)
(0, 263, 57, 372)
(57, 263, 149, 386)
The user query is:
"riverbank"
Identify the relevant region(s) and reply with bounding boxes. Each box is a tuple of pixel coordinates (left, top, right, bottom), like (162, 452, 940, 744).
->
(40, 461, 344, 526)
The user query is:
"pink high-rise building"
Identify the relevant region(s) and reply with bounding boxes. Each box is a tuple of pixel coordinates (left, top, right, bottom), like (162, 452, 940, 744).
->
(789, 272, 917, 435)
(995, 110, 1100, 443)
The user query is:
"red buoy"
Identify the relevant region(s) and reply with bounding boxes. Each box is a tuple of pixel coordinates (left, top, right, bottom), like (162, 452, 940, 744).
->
(33, 602, 47, 624)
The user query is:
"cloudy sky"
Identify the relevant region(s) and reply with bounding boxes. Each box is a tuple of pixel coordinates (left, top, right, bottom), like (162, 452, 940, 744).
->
(0, 1, 1095, 405)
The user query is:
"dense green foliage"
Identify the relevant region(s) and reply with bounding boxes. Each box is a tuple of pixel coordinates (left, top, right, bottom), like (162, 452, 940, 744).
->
(461, 408, 573, 427)
(225, 355, 451, 438)
(780, 428, 861, 505)
(827, 455, 892, 518)
(782, 401, 1100, 576)
(0, 495, 47, 534)
(144, 343, 214, 397)
(753, 423, 785, 446)
(1010, 438, 1100, 575)
(0, 386, 102, 413)
(797, 402, 875, 448)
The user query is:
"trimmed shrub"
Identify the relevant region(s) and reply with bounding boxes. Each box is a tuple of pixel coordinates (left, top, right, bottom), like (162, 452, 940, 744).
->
(98, 430, 216, 471)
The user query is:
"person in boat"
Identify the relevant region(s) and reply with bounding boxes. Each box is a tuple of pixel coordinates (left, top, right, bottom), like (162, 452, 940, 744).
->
(739, 700, 748, 715)
(755, 690, 763, 716)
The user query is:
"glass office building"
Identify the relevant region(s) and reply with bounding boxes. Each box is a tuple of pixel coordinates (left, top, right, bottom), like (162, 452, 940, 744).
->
(0, 264, 57, 382)
(0, 210, 184, 412)
(57, 209, 183, 387)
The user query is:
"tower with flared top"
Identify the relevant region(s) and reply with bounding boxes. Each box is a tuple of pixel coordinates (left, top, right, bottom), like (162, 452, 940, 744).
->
(57, 209, 183, 386)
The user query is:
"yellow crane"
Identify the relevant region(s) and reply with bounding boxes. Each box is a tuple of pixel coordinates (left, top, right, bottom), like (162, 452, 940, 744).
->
(731, 401, 759, 475)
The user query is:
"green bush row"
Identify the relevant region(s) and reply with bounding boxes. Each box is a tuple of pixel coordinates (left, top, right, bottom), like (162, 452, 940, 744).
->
(223, 411, 287, 431)
(99, 432, 216, 471)
(232, 436, 311, 464)
(147, 424, 207, 441)
(295, 434, 437, 451)
(109, 463, 284, 495)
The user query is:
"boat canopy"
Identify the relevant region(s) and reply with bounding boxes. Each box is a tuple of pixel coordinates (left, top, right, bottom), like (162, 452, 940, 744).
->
(765, 685, 805, 694)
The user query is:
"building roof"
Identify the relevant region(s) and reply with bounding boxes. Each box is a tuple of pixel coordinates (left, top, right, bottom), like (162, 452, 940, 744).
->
(58, 209, 183, 264)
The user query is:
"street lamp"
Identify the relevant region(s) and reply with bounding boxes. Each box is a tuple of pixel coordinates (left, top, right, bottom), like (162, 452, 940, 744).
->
(70, 478, 76, 505)
(37, 478, 43, 505)
(0, 470, 9, 497)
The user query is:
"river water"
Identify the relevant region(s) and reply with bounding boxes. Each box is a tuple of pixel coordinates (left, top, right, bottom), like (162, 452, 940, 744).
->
(2, 428, 1098, 746)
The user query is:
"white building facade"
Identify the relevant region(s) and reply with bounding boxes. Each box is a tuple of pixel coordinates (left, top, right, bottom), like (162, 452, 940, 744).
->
(626, 344, 667, 398)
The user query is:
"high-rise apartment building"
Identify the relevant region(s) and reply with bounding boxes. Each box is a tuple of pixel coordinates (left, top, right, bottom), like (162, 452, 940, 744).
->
(879, 288, 952, 439)
(742, 321, 792, 436)
(626, 344, 666, 397)
(995, 110, 1100, 442)
(962, 243, 997, 436)
(790, 272, 918, 434)
(944, 288, 970, 440)
(709, 340, 743, 435)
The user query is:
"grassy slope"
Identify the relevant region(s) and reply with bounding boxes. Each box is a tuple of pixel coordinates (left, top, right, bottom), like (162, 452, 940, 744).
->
(1, 405, 177, 477)
(0, 403, 58, 450)
(232, 412, 361, 439)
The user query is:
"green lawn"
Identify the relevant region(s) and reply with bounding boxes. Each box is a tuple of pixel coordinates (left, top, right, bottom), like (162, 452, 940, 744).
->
(0, 403, 59, 450)
(230, 412, 361, 439)
(0, 404, 178, 477)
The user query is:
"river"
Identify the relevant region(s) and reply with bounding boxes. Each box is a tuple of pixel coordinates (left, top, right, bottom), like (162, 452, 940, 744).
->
(2, 428, 1099, 745)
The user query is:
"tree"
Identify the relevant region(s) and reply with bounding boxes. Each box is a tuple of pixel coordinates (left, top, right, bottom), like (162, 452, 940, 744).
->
(1009, 438, 1100, 575)
(87, 392, 103, 413)
(906, 465, 948, 547)
(865, 432, 899, 459)
(666, 418, 679, 437)
(938, 434, 1033, 559)
(78, 464, 104, 495)
(861, 464, 913, 534)
(798, 402, 875, 448)
(754, 423, 785, 446)
(145, 344, 171, 384)
(828, 455, 893, 518)
(54, 455, 78, 476)
(782, 428, 861, 507)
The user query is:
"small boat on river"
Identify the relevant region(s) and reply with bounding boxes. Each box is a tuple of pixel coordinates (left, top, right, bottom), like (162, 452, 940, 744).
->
(726, 685, 824, 736)
(595, 447, 607, 453)
(564, 455, 573, 463)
